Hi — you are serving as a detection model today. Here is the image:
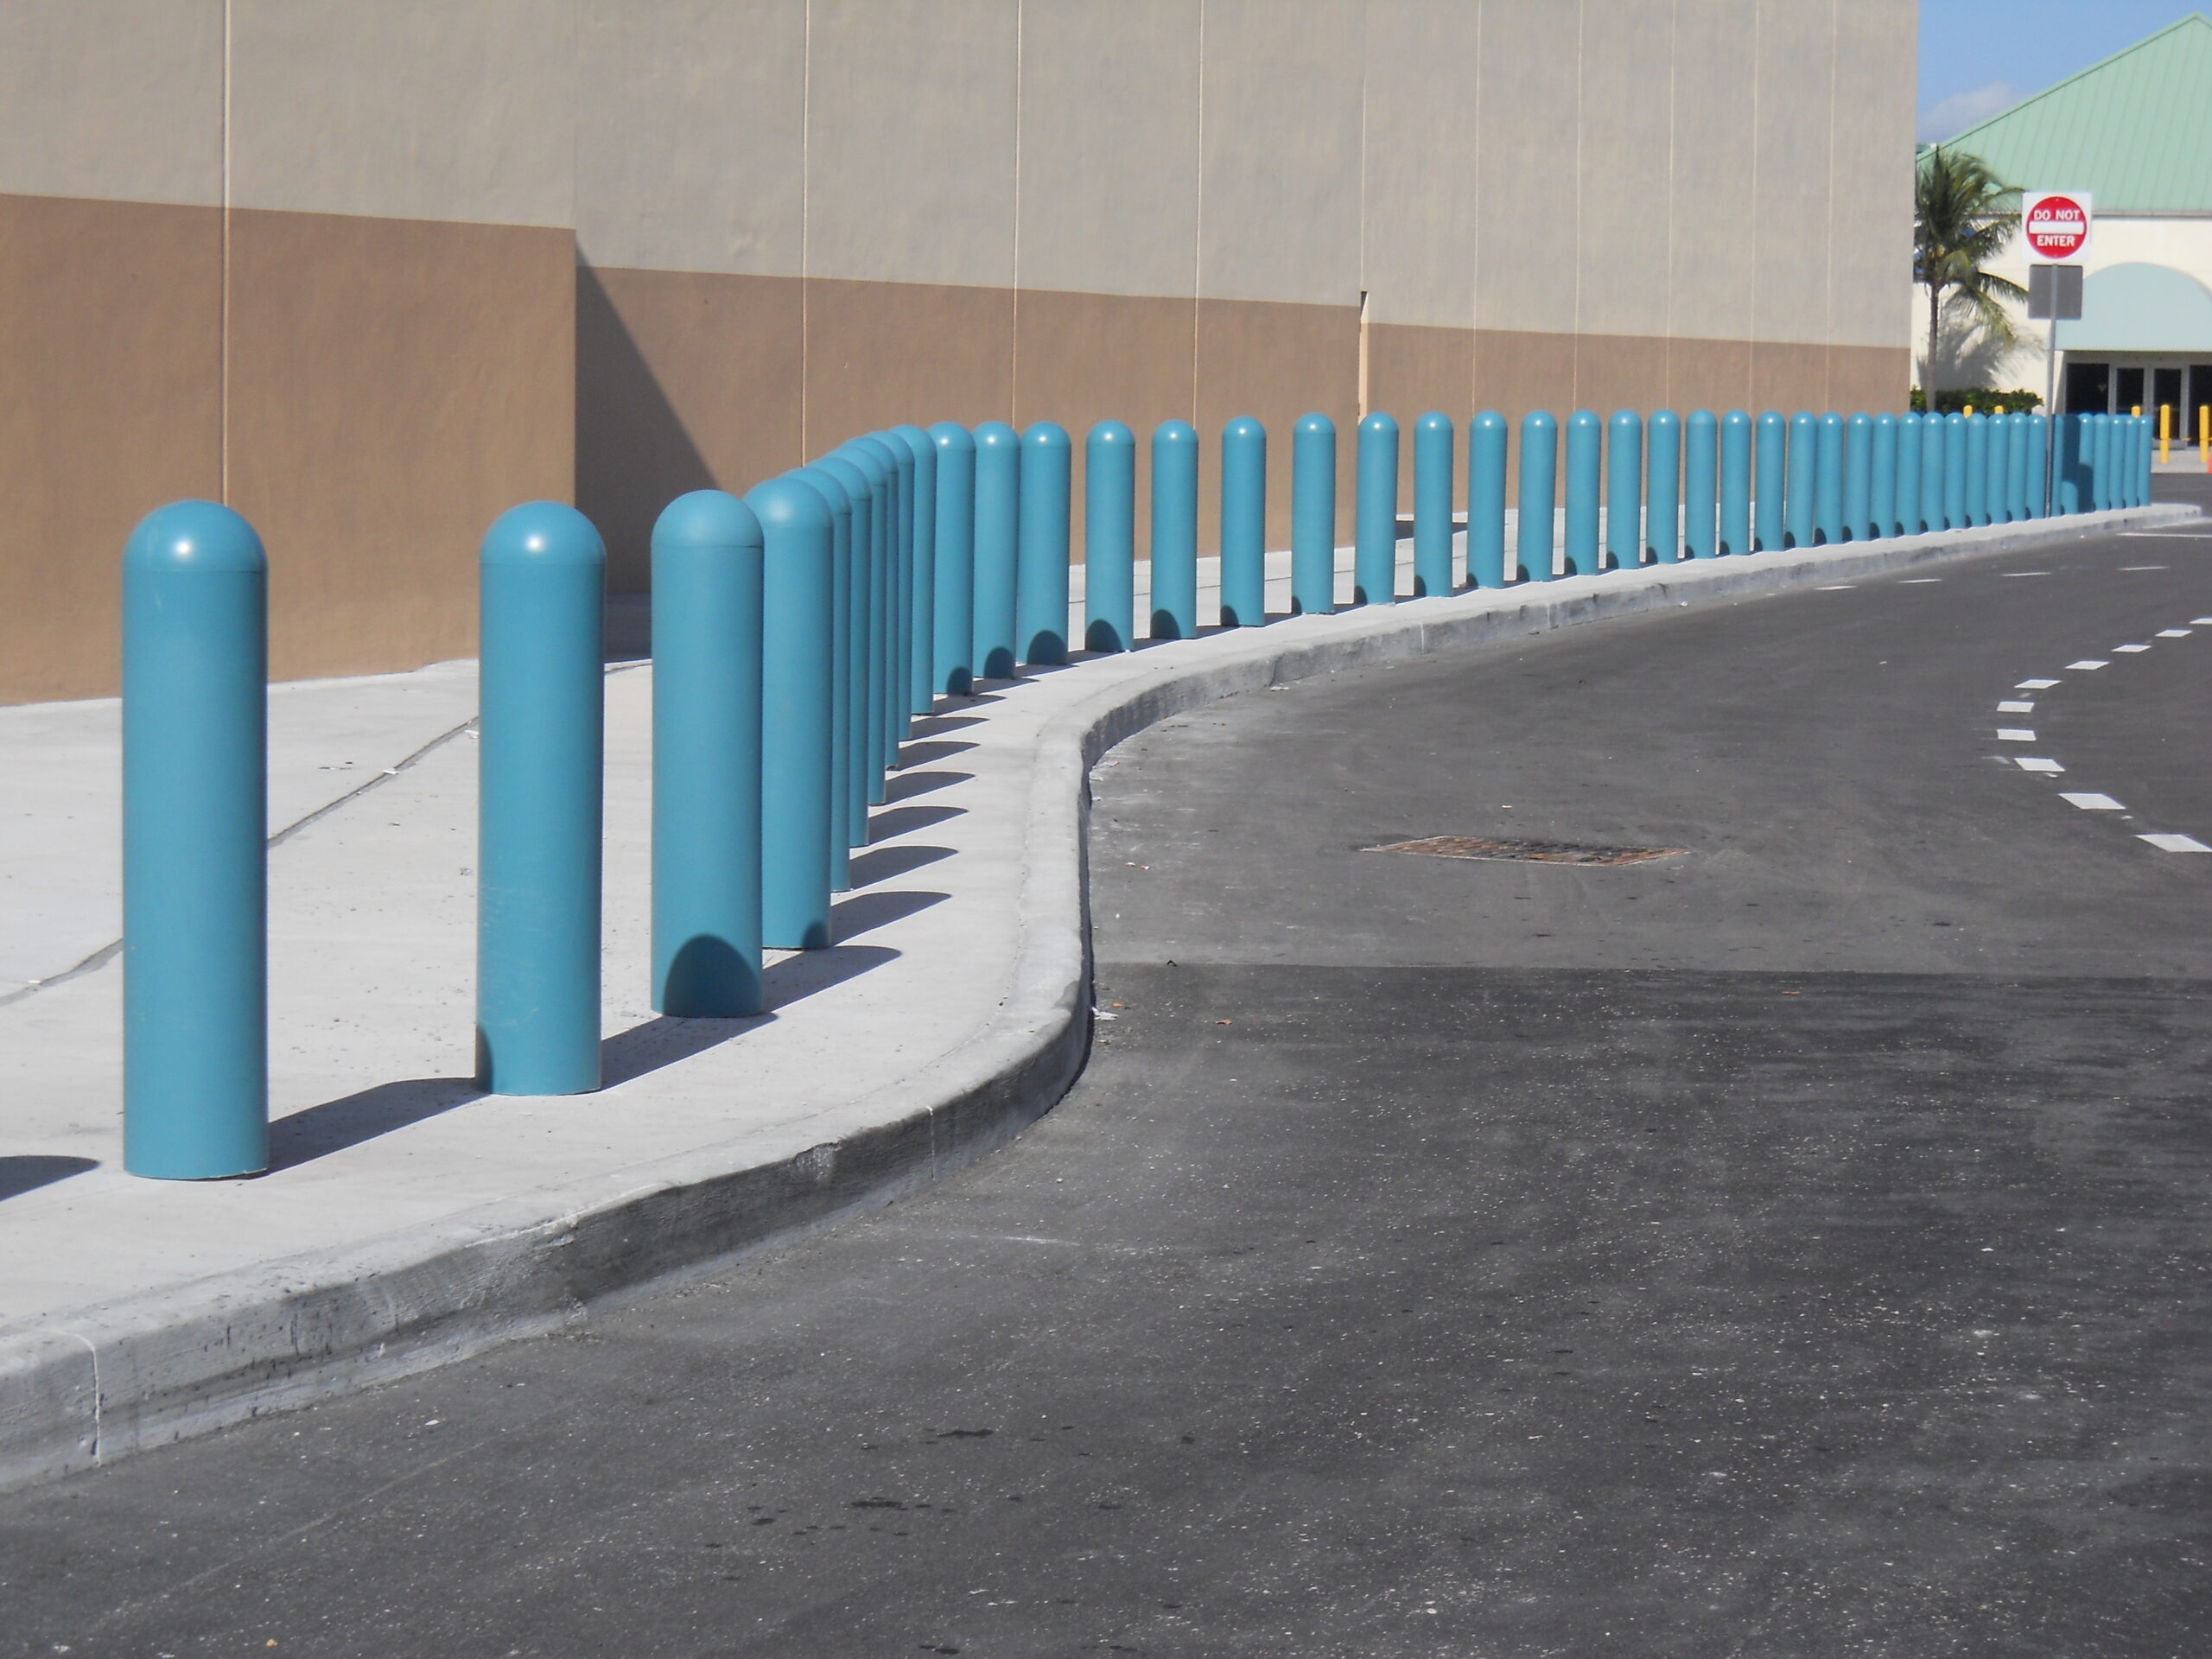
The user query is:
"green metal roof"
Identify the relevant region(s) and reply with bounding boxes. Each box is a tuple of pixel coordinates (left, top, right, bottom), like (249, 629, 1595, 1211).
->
(1938, 13, 2212, 213)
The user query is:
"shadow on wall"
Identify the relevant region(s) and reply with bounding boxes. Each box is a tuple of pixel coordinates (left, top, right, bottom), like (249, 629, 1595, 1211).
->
(575, 260, 715, 596)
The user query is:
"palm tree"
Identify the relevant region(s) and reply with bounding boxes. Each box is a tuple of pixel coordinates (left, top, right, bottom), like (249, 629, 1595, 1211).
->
(1915, 147, 2027, 391)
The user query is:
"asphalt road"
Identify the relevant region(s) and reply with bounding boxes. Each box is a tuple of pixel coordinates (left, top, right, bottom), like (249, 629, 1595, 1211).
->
(6, 501, 2212, 1656)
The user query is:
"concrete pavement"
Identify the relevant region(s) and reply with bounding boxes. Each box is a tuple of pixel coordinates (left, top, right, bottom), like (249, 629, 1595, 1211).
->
(3, 500, 2209, 1653)
(0, 504, 2190, 1500)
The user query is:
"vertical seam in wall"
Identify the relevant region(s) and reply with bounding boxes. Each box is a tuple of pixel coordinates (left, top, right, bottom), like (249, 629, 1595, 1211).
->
(1191, 0, 1204, 426)
(1823, 0, 1837, 410)
(1471, 0, 1482, 414)
(1571, 0, 1584, 410)
(800, 0, 812, 460)
(1664, 0, 1678, 410)
(1009, 0, 1024, 425)
(1747, 0, 1760, 410)
(219, 0, 232, 504)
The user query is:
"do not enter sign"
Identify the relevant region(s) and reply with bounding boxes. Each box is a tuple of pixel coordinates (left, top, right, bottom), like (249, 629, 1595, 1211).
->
(2022, 191, 2092, 261)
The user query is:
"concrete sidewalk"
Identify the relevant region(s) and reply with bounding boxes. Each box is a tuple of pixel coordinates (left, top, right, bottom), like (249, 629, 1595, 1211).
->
(0, 505, 2190, 1492)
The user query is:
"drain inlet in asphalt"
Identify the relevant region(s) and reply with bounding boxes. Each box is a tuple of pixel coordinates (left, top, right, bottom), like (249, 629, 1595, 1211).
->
(1364, 835, 1688, 865)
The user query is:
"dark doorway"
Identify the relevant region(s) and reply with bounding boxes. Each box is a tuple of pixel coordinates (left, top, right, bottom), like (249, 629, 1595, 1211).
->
(2117, 364, 2145, 413)
(2065, 359, 2109, 414)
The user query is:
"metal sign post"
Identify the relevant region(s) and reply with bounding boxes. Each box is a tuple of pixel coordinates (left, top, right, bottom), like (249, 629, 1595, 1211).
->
(2023, 191, 2092, 516)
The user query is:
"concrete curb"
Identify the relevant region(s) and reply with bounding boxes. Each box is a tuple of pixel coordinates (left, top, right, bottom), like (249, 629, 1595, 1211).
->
(0, 504, 2192, 1493)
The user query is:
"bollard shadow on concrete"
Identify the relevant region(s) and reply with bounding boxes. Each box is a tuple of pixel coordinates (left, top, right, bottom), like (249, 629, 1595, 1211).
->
(885, 768, 969, 803)
(846, 842, 953, 887)
(831, 887, 947, 941)
(0, 1155, 98, 1203)
(868, 804, 962, 842)
(270, 1077, 483, 1171)
(895, 739, 976, 768)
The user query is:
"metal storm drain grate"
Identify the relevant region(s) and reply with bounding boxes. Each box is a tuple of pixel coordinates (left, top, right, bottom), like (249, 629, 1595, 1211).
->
(1366, 835, 1687, 866)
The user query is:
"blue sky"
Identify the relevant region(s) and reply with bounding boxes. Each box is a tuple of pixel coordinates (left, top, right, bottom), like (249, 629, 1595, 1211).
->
(1919, 2, 2202, 141)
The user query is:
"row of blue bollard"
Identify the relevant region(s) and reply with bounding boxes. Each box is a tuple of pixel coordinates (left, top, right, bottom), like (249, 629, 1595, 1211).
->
(118, 404, 2150, 1175)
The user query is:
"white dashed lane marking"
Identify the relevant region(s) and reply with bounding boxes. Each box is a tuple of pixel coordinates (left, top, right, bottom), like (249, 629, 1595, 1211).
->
(1816, 585, 1854, 591)
(2118, 564, 2169, 569)
(1899, 578, 1942, 584)
(2003, 571, 2050, 577)
(2002, 602, 2212, 852)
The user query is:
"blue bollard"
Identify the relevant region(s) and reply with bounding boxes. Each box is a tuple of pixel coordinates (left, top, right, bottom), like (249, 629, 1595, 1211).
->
(1897, 412, 1923, 532)
(1292, 412, 1337, 615)
(1721, 410, 1753, 556)
(123, 500, 269, 1178)
(1646, 410, 1680, 563)
(1844, 413, 1873, 540)
(2054, 414, 2081, 515)
(871, 434, 915, 750)
(479, 500, 606, 1095)
(1468, 410, 1508, 587)
(2002, 412, 2025, 523)
(853, 435, 899, 783)
(753, 477, 836, 953)
(1084, 420, 1136, 652)
(2026, 412, 2050, 518)
(2138, 413, 2153, 505)
(1150, 420, 1199, 639)
(1018, 421, 1071, 664)
(652, 490, 766, 1013)
(1686, 410, 1719, 559)
(788, 464, 856, 889)
(1518, 410, 1559, 581)
(1754, 410, 1787, 551)
(1922, 410, 1948, 532)
(1964, 411, 1991, 527)
(1606, 410, 1643, 570)
(1563, 411, 1601, 576)
(814, 452, 874, 848)
(1786, 413, 1819, 548)
(1413, 411, 1454, 596)
(847, 437, 899, 792)
(2094, 414, 2115, 512)
(1871, 413, 1897, 539)
(1355, 411, 1399, 605)
(893, 425, 938, 714)
(1815, 412, 1845, 544)
(929, 423, 976, 695)
(1220, 416, 1268, 627)
(972, 421, 1020, 677)
(1942, 412, 1968, 529)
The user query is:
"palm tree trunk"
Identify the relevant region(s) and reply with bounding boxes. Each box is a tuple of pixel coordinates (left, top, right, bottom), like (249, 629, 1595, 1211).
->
(1927, 283, 1942, 394)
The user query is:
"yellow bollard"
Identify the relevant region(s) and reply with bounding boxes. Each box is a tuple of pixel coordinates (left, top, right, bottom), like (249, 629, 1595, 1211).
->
(2202, 405, 2209, 471)
(2132, 404, 2142, 417)
(1962, 403, 1974, 417)
(2160, 404, 2171, 465)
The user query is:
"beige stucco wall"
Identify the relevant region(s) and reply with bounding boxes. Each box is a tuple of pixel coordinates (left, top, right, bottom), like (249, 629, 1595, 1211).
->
(1, 0, 1913, 702)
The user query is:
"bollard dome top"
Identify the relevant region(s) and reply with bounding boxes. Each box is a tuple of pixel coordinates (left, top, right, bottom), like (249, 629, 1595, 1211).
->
(124, 499, 265, 573)
(1090, 419, 1135, 445)
(1022, 420, 1071, 447)
(1358, 410, 1398, 434)
(972, 421, 1020, 449)
(745, 476, 830, 536)
(1294, 411, 1335, 435)
(1154, 418, 1198, 442)
(929, 421, 976, 453)
(789, 464, 853, 512)
(482, 500, 606, 567)
(1223, 415, 1265, 439)
(652, 488, 763, 553)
